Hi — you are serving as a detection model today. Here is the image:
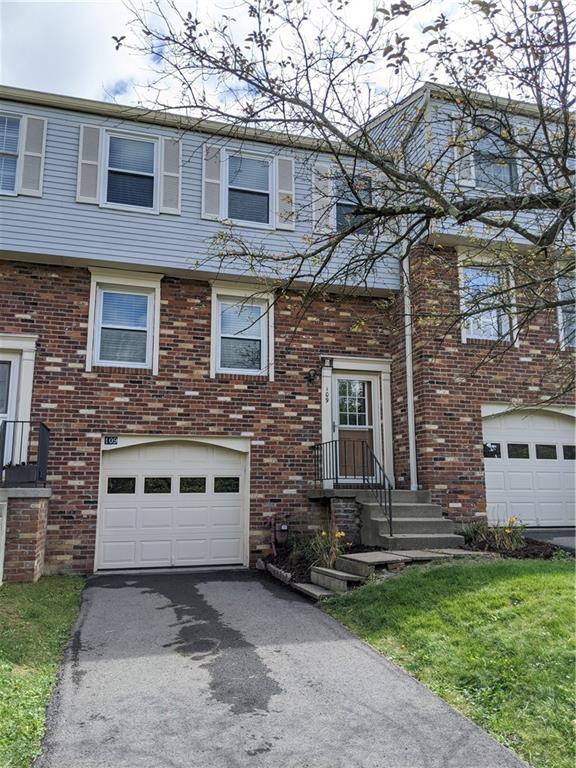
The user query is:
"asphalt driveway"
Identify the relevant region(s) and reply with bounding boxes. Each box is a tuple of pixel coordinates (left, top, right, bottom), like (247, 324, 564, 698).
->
(36, 571, 525, 768)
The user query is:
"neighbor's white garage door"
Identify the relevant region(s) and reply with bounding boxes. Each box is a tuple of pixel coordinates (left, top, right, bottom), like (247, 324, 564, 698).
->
(483, 410, 575, 526)
(97, 441, 247, 569)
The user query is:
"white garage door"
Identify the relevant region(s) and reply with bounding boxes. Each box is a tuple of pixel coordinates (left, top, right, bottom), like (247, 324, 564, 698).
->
(483, 410, 575, 526)
(97, 441, 247, 569)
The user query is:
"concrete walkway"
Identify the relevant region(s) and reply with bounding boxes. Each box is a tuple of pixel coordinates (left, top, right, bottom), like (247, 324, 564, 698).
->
(526, 527, 575, 553)
(36, 571, 526, 768)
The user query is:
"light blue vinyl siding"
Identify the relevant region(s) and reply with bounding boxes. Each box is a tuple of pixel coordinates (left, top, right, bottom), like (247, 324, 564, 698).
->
(0, 99, 400, 291)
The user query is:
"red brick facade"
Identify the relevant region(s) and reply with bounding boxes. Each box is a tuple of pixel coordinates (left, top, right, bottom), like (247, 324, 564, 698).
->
(1, 251, 572, 578)
(0, 260, 402, 574)
(407, 244, 573, 520)
(2, 492, 49, 582)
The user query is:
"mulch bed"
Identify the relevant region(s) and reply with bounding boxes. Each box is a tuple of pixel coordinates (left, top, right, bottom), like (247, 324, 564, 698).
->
(464, 538, 569, 559)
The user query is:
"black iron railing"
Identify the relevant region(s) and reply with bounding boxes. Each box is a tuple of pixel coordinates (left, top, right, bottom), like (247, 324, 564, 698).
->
(0, 420, 50, 487)
(312, 438, 394, 536)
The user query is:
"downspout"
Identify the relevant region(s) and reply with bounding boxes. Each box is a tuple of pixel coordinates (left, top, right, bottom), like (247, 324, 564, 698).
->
(402, 253, 419, 490)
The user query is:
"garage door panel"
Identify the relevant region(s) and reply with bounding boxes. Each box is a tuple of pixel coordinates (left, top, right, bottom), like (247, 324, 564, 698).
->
(98, 440, 247, 569)
(210, 538, 242, 560)
(173, 539, 210, 563)
(485, 471, 506, 490)
(139, 540, 171, 563)
(173, 506, 210, 527)
(483, 410, 575, 527)
(104, 507, 138, 529)
(140, 506, 173, 528)
(100, 541, 137, 566)
(534, 472, 562, 490)
(507, 472, 533, 490)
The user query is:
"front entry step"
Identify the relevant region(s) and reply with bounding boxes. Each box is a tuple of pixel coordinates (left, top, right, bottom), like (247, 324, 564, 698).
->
(310, 566, 364, 593)
(378, 533, 465, 550)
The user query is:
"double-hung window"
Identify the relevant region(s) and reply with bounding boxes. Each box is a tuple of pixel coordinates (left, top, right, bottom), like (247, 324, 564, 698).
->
(227, 154, 271, 225)
(215, 294, 269, 375)
(473, 123, 517, 193)
(94, 287, 153, 368)
(558, 272, 575, 348)
(335, 175, 372, 232)
(0, 115, 20, 195)
(460, 264, 512, 341)
(106, 134, 156, 209)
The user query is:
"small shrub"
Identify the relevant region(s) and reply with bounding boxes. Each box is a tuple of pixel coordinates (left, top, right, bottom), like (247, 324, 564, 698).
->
(463, 516, 526, 552)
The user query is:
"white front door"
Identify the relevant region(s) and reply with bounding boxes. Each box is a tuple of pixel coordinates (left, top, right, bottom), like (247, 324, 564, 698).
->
(332, 374, 381, 480)
(483, 410, 576, 526)
(0, 352, 20, 467)
(97, 440, 248, 569)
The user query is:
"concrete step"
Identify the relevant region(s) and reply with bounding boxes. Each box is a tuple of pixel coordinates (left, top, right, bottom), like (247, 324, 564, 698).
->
(334, 555, 376, 578)
(310, 566, 365, 593)
(292, 582, 334, 600)
(362, 502, 445, 519)
(384, 517, 456, 535)
(337, 552, 409, 573)
(378, 533, 465, 550)
(356, 489, 432, 505)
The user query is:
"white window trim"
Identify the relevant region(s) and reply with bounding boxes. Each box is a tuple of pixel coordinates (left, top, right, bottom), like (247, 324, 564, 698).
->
(100, 130, 160, 215)
(557, 271, 575, 350)
(222, 149, 275, 230)
(457, 250, 518, 346)
(0, 334, 37, 425)
(210, 282, 274, 380)
(0, 113, 21, 197)
(86, 268, 163, 374)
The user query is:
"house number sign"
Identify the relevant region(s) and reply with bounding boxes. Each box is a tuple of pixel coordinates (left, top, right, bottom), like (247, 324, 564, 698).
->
(104, 436, 118, 446)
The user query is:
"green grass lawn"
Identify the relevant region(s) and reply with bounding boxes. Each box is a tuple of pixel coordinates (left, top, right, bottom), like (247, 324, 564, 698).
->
(324, 558, 575, 768)
(0, 576, 84, 768)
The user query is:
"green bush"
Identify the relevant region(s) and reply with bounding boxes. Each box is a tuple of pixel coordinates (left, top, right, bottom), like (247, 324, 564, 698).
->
(463, 517, 526, 551)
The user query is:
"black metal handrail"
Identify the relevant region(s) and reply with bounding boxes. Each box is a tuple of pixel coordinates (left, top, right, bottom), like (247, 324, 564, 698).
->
(311, 438, 393, 536)
(0, 420, 50, 487)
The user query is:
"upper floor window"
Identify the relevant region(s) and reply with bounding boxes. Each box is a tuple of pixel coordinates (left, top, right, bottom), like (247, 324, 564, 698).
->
(0, 115, 20, 194)
(558, 272, 575, 348)
(473, 123, 517, 193)
(460, 264, 512, 341)
(227, 154, 271, 225)
(87, 268, 162, 373)
(106, 134, 156, 209)
(335, 175, 372, 232)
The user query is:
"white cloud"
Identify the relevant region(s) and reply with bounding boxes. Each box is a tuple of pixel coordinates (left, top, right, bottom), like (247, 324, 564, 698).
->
(0, 0, 145, 101)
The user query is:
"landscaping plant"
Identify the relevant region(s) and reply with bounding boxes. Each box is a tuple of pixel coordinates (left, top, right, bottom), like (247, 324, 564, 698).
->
(463, 516, 526, 552)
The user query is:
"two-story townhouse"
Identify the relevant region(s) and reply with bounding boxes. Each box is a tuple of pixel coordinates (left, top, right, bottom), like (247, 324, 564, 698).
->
(0, 84, 573, 583)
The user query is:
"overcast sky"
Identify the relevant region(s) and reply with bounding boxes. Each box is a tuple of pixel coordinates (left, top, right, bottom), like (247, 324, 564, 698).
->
(0, 0, 155, 102)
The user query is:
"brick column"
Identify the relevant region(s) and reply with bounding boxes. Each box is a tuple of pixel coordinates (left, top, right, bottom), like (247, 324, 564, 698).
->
(1, 489, 51, 583)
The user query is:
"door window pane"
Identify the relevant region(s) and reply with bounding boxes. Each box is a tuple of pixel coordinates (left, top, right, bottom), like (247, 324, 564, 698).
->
(214, 477, 240, 493)
(107, 477, 136, 494)
(483, 442, 501, 458)
(144, 477, 171, 493)
(180, 477, 206, 493)
(535, 444, 557, 460)
(507, 443, 530, 459)
(562, 445, 575, 460)
(338, 380, 368, 427)
(0, 361, 10, 413)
